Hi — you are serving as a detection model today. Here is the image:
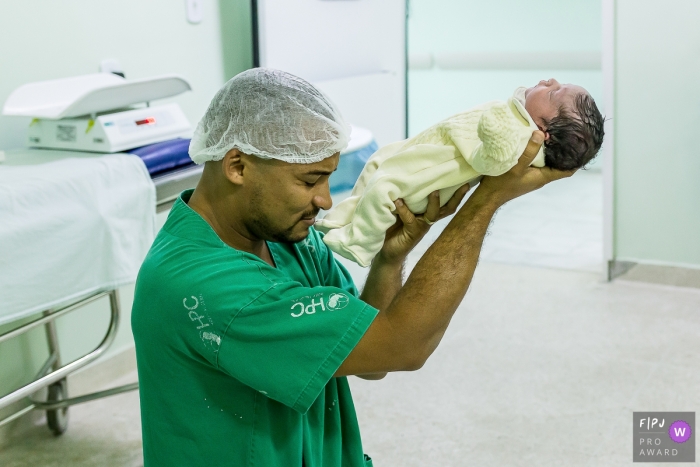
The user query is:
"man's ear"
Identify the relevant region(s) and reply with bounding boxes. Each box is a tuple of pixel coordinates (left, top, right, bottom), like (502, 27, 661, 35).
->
(221, 148, 246, 186)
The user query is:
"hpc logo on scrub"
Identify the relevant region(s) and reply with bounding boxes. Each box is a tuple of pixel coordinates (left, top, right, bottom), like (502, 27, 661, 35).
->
(290, 292, 349, 317)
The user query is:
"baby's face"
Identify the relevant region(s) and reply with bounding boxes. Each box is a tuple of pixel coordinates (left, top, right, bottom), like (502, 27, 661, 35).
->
(524, 78, 587, 135)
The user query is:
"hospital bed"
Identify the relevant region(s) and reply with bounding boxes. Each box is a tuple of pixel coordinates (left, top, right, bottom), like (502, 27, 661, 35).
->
(0, 72, 377, 436)
(0, 73, 204, 435)
(0, 141, 202, 435)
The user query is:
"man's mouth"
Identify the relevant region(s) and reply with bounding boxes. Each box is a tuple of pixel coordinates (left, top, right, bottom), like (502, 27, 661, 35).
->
(300, 211, 319, 223)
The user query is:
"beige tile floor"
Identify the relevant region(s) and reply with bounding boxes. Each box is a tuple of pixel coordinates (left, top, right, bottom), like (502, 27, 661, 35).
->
(350, 264, 700, 466)
(0, 370, 142, 467)
(2, 171, 699, 466)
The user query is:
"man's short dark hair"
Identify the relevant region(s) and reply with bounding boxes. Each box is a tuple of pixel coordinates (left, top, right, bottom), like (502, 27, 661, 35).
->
(543, 93, 605, 170)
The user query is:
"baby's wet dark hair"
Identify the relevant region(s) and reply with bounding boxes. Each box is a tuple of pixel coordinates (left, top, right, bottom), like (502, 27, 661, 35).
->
(543, 93, 605, 170)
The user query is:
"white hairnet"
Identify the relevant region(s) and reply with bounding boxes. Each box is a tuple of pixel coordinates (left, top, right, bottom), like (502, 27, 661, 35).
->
(189, 68, 350, 164)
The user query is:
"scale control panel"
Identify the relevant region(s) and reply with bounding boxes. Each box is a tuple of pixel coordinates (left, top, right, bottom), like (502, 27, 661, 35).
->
(27, 103, 190, 153)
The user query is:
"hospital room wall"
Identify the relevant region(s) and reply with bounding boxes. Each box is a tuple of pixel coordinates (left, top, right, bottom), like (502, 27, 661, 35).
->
(612, 0, 700, 267)
(0, 0, 252, 151)
(407, 0, 603, 167)
(0, 0, 252, 407)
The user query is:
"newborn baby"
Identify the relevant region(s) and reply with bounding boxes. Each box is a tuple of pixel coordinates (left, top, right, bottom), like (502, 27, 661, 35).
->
(316, 79, 605, 267)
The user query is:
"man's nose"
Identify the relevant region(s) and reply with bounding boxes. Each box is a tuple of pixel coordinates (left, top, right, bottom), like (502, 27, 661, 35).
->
(312, 183, 333, 211)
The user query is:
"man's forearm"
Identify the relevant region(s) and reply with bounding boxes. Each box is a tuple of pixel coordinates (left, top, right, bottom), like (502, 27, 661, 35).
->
(383, 188, 500, 366)
(354, 259, 403, 381)
(360, 254, 404, 312)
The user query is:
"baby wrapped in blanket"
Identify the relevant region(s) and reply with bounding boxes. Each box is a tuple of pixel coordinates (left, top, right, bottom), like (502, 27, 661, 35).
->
(316, 79, 605, 267)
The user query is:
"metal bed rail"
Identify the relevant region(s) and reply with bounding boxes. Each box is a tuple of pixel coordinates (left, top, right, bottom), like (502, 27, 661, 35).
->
(0, 289, 138, 435)
(0, 163, 204, 435)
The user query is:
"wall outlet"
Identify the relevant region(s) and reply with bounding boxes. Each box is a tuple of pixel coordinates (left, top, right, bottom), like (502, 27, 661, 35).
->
(99, 59, 125, 78)
(185, 0, 203, 24)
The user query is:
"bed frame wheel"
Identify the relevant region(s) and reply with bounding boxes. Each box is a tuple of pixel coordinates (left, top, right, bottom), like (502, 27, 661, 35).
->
(46, 379, 69, 436)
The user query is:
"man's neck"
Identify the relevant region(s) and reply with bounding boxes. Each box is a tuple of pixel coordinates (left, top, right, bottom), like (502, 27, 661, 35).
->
(188, 182, 275, 267)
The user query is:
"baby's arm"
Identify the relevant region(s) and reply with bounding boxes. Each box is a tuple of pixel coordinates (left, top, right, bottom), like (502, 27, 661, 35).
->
(464, 102, 526, 176)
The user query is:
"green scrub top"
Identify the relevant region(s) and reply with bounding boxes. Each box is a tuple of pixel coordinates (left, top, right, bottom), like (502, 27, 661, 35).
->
(132, 190, 378, 467)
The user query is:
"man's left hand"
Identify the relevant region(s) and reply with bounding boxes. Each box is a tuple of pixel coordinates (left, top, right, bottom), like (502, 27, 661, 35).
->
(376, 183, 473, 265)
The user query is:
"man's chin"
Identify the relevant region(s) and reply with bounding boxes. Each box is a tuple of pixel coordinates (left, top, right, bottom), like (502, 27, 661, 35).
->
(270, 224, 311, 244)
(289, 224, 313, 243)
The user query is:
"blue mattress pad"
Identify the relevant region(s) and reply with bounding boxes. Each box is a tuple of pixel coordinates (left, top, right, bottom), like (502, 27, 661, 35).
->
(127, 138, 193, 177)
(128, 137, 378, 189)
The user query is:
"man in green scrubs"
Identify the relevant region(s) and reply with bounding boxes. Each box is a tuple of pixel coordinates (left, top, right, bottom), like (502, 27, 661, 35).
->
(131, 69, 573, 466)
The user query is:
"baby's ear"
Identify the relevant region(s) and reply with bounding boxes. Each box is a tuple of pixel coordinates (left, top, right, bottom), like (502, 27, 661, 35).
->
(543, 131, 551, 141)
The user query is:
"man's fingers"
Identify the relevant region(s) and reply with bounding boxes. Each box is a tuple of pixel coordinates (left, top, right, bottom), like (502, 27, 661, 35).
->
(545, 167, 578, 182)
(516, 130, 545, 170)
(442, 183, 471, 215)
(423, 191, 440, 223)
(393, 199, 416, 226)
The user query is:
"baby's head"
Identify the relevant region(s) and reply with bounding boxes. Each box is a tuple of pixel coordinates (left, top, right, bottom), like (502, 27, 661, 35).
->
(524, 79, 604, 170)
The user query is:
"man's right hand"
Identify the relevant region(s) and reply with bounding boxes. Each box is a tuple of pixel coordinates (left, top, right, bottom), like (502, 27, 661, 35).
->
(475, 130, 577, 207)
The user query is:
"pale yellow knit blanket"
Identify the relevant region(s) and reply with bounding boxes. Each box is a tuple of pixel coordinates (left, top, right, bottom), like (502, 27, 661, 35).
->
(316, 87, 545, 267)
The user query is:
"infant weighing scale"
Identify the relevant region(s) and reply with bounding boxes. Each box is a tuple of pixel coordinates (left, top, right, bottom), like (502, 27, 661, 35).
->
(0, 73, 204, 436)
(3, 72, 204, 208)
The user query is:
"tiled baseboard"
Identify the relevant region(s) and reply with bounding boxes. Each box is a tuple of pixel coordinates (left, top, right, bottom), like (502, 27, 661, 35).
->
(612, 261, 700, 290)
